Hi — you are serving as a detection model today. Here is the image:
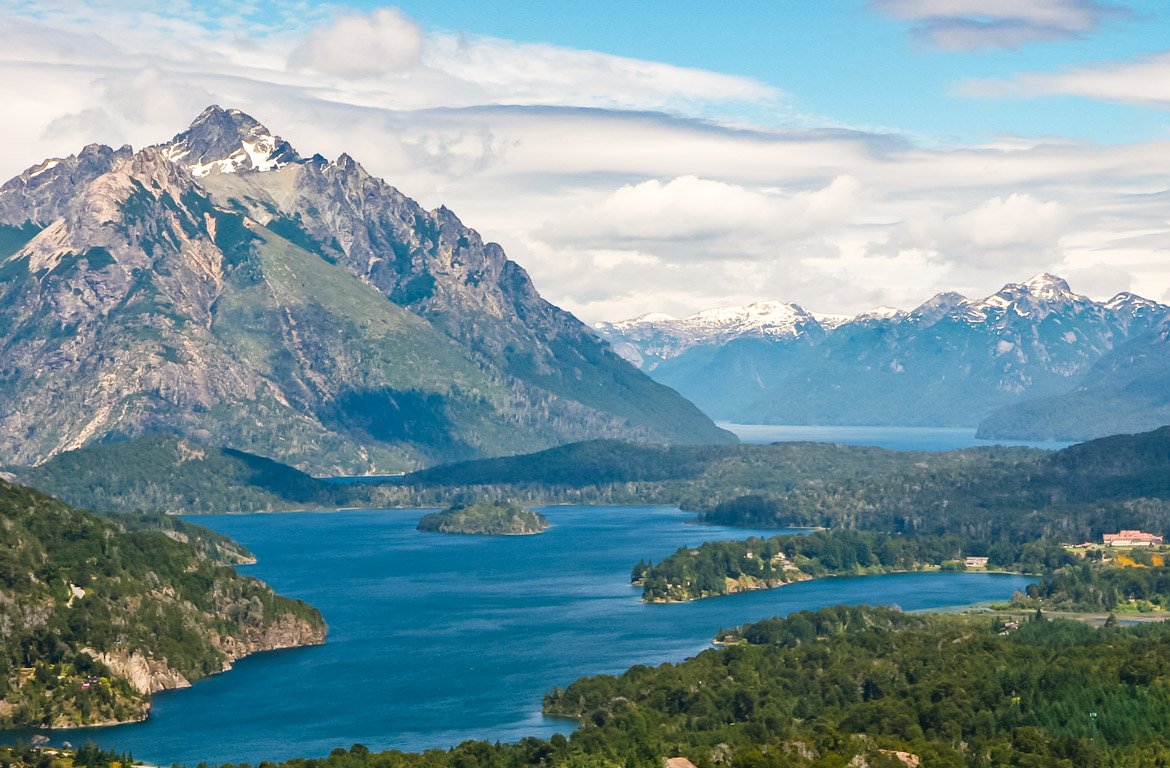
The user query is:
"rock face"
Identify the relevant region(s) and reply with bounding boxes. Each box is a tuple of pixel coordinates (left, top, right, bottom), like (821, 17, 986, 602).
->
(0, 107, 731, 474)
(979, 315, 1170, 440)
(89, 611, 324, 697)
(597, 275, 1170, 428)
(87, 650, 193, 696)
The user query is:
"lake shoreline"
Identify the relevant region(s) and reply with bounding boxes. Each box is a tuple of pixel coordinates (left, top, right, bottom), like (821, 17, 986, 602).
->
(640, 567, 1033, 604)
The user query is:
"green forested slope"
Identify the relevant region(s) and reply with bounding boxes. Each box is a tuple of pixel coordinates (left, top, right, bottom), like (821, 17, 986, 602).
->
(0, 479, 324, 727)
(18, 433, 347, 514)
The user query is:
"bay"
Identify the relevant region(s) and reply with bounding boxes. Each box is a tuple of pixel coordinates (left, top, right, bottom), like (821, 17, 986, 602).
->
(719, 423, 1075, 451)
(16, 506, 1033, 766)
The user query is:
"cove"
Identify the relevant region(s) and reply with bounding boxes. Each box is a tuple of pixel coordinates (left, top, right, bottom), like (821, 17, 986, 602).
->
(13, 506, 1033, 766)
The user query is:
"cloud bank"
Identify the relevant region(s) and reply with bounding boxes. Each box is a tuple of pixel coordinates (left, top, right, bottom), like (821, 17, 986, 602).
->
(0, 1, 1167, 322)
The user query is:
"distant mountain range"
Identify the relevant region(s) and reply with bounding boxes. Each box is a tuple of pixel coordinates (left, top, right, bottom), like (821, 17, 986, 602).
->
(596, 274, 1170, 436)
(0, 106, 730, 474)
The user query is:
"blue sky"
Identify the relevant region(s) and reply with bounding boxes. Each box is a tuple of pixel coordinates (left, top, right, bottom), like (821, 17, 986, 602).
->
(383, 0, 1169, 144)
(1, 0, 1169, 319)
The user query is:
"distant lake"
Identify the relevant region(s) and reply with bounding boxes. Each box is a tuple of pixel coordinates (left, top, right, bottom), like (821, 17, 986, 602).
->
(720, 423, 1075, 452)
(13, 507, 1033, 766)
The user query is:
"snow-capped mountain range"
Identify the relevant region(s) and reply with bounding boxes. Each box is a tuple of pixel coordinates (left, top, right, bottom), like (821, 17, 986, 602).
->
(596, 274, 1165, 371)
(596, 274, 1170, 430)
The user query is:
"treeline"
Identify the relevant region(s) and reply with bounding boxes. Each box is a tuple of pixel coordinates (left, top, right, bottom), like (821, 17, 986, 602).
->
(633, 530, 1075, 602)
(18, 428, 1170, 545)
(376, 427, 1170, 544)
(544, 605, 1170, 767)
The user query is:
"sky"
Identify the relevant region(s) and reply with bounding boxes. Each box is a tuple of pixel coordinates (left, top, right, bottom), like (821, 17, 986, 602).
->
(2, 0, 1169, 321)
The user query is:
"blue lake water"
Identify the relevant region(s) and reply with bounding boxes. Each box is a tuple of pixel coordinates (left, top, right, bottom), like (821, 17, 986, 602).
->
(17, 506, 1033, 766)
(719, 423, 1075, 451)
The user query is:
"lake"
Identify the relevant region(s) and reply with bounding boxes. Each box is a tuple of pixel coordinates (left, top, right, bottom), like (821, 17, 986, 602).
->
(719, 423, 1075, 451)
(17, 506, 1033, 766)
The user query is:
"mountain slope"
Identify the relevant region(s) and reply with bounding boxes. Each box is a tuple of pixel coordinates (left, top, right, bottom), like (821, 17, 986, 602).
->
(0, 107, 730, 473)
(16, 434, 349, 514)
(0, 478, 324, 727)
(978, 317, 1170, 440)
(599, 275, 1170, 427)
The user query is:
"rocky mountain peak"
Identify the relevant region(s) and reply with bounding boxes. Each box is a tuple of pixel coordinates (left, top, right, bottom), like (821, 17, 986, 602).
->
(911, 291, 969, 324)
(1022, 272, 1074, 299)
(160, 105, 300, 177)
(0, 143, 134, 227)
(969, 272, 1085, 319)
(1105, 291, 1162, 314)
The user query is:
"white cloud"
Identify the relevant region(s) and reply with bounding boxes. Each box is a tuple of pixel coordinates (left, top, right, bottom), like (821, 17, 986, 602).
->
(947, 193, 1068, 251)
(422, 34, 781, 114)
(1062, 263, 1133, 296)
(0, 1, 1168, 321)
(959, 51, 1170, 108)
(872, 0, 1123, 50)
(541, 175, 862, 263)
(290, 8, 422, 78)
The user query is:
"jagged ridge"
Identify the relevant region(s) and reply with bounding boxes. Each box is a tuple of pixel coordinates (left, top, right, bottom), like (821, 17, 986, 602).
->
(0, 107, 732, 473)
(596, 274, 1170, 428)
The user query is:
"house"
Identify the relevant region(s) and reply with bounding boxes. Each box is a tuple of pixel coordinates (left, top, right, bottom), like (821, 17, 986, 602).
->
(665, 758, 698, 768)
(1103, 530, 1164, 547)
(964, 556, 989, 568)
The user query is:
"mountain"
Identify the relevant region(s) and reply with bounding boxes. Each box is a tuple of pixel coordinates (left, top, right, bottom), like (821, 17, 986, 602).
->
(978, 315, 1170, 440)
(0, 106, 731, 474)
(594, 301, 832, 369)
(0, 478, 324, 727)
(596, 274, 1170, 427)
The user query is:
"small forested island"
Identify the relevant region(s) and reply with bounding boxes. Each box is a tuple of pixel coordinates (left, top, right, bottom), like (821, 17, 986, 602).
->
(417, 500, 548, 535)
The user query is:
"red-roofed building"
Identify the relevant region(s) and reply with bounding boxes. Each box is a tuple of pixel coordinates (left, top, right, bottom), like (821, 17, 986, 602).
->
(1103, 530, 1164, 547)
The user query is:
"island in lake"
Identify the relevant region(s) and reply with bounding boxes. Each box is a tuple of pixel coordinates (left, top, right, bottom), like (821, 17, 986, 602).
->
(417, 501, 549, 536)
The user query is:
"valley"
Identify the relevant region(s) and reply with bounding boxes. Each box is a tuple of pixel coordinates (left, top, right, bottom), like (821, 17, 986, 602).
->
(5, 0, 1170, 764)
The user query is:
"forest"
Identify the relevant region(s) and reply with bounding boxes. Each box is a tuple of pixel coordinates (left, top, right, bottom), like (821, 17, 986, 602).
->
(381, 427, 1170, 544)
(416, 500, 549, 535)
(175, 606, 1170, 768)
(633, 530, 1076, 602)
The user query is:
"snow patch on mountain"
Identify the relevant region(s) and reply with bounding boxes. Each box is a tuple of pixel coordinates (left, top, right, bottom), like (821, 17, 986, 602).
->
(160, 105, 301, 178)
(599, 273, 1170, 370)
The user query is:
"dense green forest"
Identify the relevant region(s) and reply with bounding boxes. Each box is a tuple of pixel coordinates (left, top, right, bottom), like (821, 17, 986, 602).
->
(633, 531, 1076, 602)
(1012, 557, 1170, 614)
(15, 434, 349, 514)
(417, 501, 548, 535)
(202, 606, 1170, 768)
(15, 429, 1170, 548)
(0, 478, 325, 727)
